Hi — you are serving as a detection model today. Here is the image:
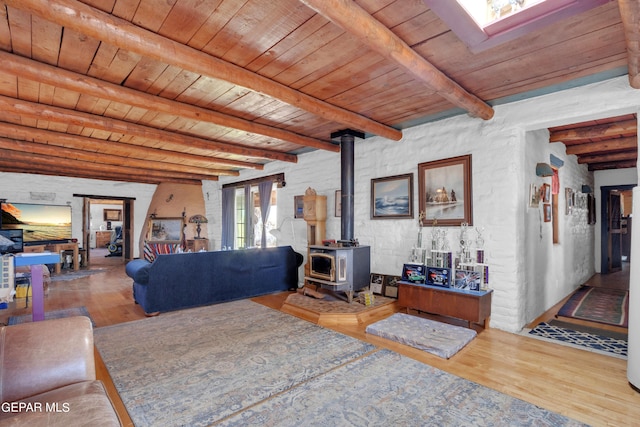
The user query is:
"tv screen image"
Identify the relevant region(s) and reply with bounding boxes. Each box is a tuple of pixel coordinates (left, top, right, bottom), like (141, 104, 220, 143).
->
(1, 202, 72, 243)
(0, 229, 24, 254)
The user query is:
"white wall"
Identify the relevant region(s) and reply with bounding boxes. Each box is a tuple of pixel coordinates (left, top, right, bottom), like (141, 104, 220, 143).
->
(211, 75, 640, 332)
(0, 173, 155, 258)
(2, 76, 640, 332)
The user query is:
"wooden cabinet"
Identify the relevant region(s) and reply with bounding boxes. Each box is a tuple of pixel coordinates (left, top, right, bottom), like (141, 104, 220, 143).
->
(397, 281, 492, 328)
(96, 231, 112, 248)
(186, 239, 209, 252)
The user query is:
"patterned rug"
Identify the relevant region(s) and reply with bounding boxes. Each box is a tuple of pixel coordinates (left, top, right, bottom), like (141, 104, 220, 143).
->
(557, 286, 628, 327)
(8, 306, 94, 326)
(95, 299, 585, 426)
(284, 291, 395, 313)
(528, 322, 627, 358)
(365, 312, 477, 359)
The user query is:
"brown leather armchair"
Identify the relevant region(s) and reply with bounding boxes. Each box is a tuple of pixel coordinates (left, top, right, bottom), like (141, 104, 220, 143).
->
(0, 316, 122, 426)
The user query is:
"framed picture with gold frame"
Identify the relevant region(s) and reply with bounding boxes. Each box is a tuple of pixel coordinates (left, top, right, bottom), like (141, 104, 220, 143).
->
(147, 217, 184, 243)
(103, 209, 122, 221)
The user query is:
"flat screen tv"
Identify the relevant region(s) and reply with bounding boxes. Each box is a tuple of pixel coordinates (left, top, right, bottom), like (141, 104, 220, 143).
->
(1, 202, 72, 244)
(0, 229, 23, 254)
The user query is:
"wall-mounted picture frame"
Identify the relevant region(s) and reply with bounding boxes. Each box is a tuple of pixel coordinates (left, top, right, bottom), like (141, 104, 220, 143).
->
(565, 187, 574, 215)
(335, 190, 341, 217)
(540, 183, 551, 203)
(371, 173, 413, 219)
(529, 183, 540, 208)
(418, 155, 472, 226)
(543, 204, 552, 222)
(369, 273, 384, 295)
(294, 195, 304, 219)
(147, 217, 184, 243)
(103, 208, 122, 221)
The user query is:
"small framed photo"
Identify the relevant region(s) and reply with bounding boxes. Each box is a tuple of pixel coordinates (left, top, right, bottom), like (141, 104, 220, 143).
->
(540, 184, 551, 203)
(294, 195, 304, 218)
(383, 275, 401, 298)
(369, 273, 384, 295)
(543, 203, 552, 222)
(454, 270, 481, 291)
(529, 183, 539, 208)
(427, 267, 451, 287)
(401, 263, 425, 284)
(103, 208, 122, 221)
(335, 190, 341, 217)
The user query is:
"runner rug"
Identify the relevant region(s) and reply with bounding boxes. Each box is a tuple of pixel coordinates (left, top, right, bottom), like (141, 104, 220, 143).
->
(557, 286, 628, 327)
(528, 321, 627, 358)
(95, 300, 585, 427)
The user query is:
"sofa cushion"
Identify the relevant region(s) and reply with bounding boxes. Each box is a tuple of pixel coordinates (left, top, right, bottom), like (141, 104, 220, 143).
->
(0, 381, 121, 426)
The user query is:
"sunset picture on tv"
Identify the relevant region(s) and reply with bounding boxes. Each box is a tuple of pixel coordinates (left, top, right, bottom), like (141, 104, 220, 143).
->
(1, 202, 72, 243)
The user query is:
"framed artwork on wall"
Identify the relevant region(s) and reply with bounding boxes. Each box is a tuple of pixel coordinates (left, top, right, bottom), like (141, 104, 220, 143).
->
(529, 184, 540, 208)
(418, 155, 472, 226)
(370, 173, 413, 219)
(543, 204, 552, 222)
(103, 208, 122, 221)
(335, 190, 341, 217)
(147, 217, 184, 243)
(294, 195, 304, 219)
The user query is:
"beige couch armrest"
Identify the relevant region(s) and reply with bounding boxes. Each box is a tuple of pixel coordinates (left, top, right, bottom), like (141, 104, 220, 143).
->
(0, 316, 96, 403)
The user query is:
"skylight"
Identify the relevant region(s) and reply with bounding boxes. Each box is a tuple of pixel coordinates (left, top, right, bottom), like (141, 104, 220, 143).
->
(425, 0, 609, 53)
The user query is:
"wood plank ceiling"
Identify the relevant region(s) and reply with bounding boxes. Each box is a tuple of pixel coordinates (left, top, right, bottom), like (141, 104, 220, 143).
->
(0, 0, 637, 185)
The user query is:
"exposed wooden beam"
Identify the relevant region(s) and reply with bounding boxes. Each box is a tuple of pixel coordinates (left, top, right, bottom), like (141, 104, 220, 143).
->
(6, 0, 402, 141)
(0, 95, 287, 166)
(565, 136, 638, 155)
(618, 0, 640, 88)
(0, 162, 202, 185)
(0, 122, 250, 173)
(577, 150, 637, 164)
(589, 160, 638, 171)
(299, 0, 494, 120)
(0, 149, 212, 184)
(0, 136, 236, 178)
(549, 119, 637, 142)
(0, 51, 335, 153)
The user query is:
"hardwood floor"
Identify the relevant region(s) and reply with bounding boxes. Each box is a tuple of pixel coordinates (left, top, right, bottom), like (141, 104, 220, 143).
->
(1, 257, 638, 427)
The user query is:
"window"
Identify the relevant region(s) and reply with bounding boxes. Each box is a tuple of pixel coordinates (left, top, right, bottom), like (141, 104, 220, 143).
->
(426, 0, 607, 52)
(222, 173, 284, 250)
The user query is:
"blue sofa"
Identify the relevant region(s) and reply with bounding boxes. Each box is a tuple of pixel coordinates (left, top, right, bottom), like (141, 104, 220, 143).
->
(125, 246, 303, 315)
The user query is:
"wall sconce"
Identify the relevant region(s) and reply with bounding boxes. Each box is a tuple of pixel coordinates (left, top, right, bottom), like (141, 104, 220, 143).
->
(188, 214, 208, 239)
(535, 163, 554, 177)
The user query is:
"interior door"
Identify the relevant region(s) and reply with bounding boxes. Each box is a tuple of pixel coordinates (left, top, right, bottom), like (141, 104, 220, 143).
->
(123, 199, 133, 260)
(608, 192, 622, 272)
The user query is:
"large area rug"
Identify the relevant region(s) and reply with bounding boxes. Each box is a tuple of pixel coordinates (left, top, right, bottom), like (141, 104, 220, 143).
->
(527, 322, 627, 359)
(95, 300, 585, 426)
(557, 286, 628, 327)
(365, 312, 477, 359)
(8, 306, 94, 326)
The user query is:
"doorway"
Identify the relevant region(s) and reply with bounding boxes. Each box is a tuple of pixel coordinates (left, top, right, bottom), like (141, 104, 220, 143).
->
(600, 185, 634, 274)
(74, 194, 135, 267)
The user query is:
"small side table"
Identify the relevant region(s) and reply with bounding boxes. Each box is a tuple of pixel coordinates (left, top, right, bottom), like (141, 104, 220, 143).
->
(14, 252, 61, 322)
(186, 239, 209, 252)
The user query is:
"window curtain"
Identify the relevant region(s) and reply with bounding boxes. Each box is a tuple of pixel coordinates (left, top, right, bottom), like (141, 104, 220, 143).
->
(221, 187, 235, 249)
(258, 180, 273, 248)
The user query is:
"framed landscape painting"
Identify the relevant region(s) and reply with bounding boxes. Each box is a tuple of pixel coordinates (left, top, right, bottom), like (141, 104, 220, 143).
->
(418, 155, 472, 226)
(370, 173, 413, 219)
(147, 217, 184, 243)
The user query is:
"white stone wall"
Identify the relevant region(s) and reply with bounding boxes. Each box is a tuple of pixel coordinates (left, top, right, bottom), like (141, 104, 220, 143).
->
(2, 75, 640, 332)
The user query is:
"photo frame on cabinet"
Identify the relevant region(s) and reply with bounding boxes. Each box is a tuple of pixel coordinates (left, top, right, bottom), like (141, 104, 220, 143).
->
(418, 155, 472, 226)
(371, 173, 413, 219)
(147, 217, 184, 243)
